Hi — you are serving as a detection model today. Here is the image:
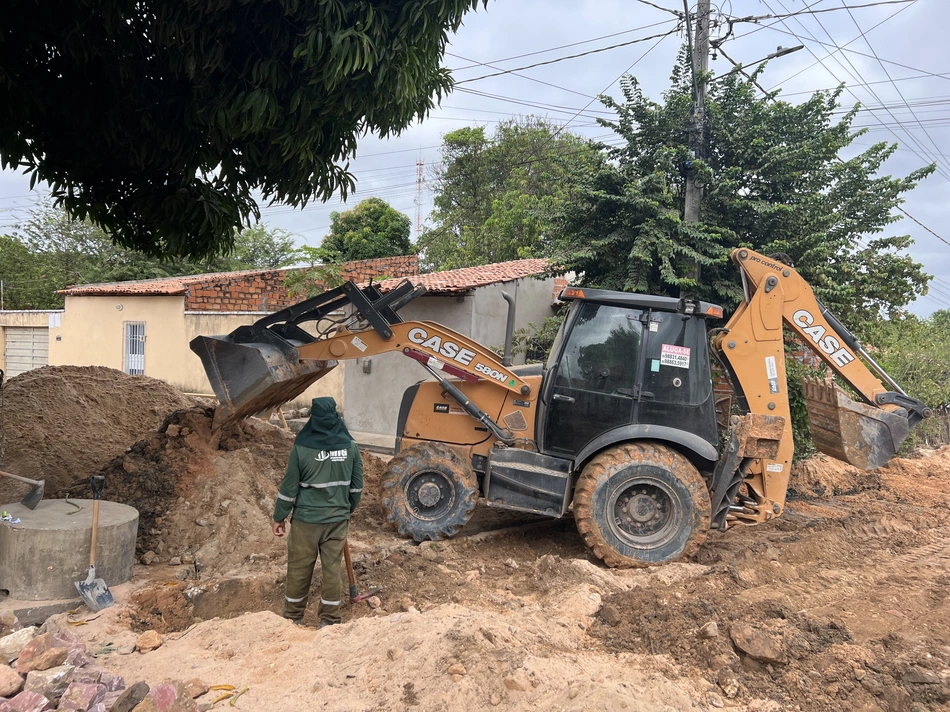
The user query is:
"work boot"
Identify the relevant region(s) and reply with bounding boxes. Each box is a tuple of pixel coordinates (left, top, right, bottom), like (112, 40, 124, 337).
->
(318, 620, 339, 630)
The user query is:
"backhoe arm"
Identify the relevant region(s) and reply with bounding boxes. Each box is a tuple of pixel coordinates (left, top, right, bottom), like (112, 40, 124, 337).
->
(710, 248, 930, 528)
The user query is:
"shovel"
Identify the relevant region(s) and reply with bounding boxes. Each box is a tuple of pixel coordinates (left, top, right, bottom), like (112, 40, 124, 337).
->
(0, 469, 45, 510)
(343, 541, 382, 604)
(75, 476, 115, 611)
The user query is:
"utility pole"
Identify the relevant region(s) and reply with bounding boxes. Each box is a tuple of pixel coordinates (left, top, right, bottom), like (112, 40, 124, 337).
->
(683, 0, 710, 293)
(415, 157, 424, 238)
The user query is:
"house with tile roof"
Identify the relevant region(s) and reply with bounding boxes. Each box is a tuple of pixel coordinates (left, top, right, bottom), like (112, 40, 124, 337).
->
(37, 256, 564, 429)
(44, 255, 418, 408)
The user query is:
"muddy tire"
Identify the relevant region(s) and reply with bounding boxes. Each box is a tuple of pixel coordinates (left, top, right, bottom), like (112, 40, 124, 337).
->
(381, 442, 478, 541)
(574, 441, 710, 568)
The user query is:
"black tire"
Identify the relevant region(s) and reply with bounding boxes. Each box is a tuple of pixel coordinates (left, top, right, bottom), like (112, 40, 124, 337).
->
(574, 441, 710, 568)
(381, 442, 478, 541)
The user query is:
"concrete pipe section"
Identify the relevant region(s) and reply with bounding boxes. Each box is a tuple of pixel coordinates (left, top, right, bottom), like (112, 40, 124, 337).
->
(0, 499, 138, 600)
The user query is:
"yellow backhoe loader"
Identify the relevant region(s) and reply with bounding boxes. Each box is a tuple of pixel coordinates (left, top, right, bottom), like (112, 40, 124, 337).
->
(190, 249, 931, 567)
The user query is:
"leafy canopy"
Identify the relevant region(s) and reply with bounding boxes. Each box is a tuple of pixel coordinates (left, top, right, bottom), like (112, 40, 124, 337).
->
(418, 118, 604, 271)
(0, 1, 485, 261)
(550, 54, 934, 325)
(0, 205, 297, 309)
(321, 197, 412, 262)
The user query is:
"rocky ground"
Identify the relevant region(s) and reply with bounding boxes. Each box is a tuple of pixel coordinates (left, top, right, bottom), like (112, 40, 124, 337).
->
(1, 370, 950, 711)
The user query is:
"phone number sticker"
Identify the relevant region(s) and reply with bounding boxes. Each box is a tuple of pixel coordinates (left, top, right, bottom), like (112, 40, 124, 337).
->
(660, 344, 691, 369)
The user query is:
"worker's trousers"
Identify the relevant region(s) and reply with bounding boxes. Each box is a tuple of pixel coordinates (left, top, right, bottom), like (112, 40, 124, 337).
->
(283, 518, 348, 624)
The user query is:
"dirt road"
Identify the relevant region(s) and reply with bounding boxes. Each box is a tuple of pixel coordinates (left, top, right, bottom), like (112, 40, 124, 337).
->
(41, 444, 950, 712)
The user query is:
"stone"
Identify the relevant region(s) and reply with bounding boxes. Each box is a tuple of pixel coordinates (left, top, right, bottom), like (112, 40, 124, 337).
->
(100, 673, 125, 692)
(503, 678, 527, 692)
(15, 636, 54, 674)
(165, 425, 180, 437)
(717, 667, 740, 699)
(599, 605, 622, 627)
(489, 693, 502, 706)
(23, 665, 73, 702)
(1, 690, 53, 711)
(700, 621, 719, 639)
(903, 667, 940, 685)
(110, 682, 149, 712)
(70, 670, 101, 685)
(132, 682, 198, 712)
(169, 557, 182, 567)
(25, 649, 67, 674)
(0, 629, 38, 665)
(729, 623, 786, 664)
(182, 680, 208, 699)
(447, 664, 466, 676)
(707, 692, 725, 708)
(0, 613, 18, 639)
(57, 682, 105, 711)
(0, 664, 24, 697)
(366, 596, 382, 610)
(117, 645, 136, 656)
(135, 631, 163, 653)
(141, 551, 157, 566)
(504, 558, 519, 570)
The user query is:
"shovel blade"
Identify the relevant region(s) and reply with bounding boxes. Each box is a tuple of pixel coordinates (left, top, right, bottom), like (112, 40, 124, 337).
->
(20, 481, 44, 510)
(802, 379, 910, 471)
(75, 566, 115, 612)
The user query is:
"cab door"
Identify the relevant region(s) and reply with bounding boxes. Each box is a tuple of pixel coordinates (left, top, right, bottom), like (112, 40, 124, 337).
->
(540, 301, 644, 457)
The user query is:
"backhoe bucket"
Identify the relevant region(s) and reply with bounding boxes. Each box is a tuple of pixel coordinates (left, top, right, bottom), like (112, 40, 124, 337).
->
(190, 330, 336, 429)
(802, 379, 910, 471)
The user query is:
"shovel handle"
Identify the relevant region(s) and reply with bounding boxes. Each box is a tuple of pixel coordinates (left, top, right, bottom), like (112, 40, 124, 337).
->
(0, 469, 42, 487)
(343, 541, 358, 600)
(88, 476, 105, 567)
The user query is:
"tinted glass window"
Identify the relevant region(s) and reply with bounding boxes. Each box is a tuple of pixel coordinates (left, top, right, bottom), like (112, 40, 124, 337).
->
(641, 314, 711, 405)
(556, 302, 642, 395)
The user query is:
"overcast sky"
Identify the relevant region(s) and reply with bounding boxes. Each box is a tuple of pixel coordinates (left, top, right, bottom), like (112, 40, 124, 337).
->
(1, 0, 947, 314)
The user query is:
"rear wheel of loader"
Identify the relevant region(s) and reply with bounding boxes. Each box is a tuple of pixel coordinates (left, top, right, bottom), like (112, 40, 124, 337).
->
(382, 442, 478, 541)
(574, 442, 710, 568)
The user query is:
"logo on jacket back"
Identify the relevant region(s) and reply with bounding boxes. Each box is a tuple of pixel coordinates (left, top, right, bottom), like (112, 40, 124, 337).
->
(315, 449, 349, 462)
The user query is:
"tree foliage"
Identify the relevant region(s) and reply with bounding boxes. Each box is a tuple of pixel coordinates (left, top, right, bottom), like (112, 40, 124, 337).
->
(0, 206, 297, 309)
(0, 1, 485, 261)
(550, 54, 934, 325)
(321, 197, 412, 262)
(418, 118, 604, 271)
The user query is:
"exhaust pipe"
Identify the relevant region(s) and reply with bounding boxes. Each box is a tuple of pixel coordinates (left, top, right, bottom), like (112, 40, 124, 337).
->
(501, 291, 516, 367)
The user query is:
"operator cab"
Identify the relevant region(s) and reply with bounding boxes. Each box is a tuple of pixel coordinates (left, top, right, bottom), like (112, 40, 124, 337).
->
(537, 288, 722, 467)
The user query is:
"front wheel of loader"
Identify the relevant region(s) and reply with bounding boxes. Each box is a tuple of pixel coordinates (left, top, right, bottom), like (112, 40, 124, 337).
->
(382, 442, 478, 541)
(574, 442, 710, 568)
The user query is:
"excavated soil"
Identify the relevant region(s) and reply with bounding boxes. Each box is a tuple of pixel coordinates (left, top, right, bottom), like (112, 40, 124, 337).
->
(0, 365, 191, 503)
(5, 368, 950, 710)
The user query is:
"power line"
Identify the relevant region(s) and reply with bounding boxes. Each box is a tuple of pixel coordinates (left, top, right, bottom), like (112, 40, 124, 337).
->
(449, 18, 677, 70)
(455, 28, 681, 85)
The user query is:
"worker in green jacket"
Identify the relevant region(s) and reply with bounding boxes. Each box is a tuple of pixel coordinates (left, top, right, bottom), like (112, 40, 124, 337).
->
(272, 397, 363, 628)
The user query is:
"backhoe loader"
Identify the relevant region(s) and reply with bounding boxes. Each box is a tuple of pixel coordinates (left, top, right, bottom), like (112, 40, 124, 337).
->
(190, 249, 931, 567)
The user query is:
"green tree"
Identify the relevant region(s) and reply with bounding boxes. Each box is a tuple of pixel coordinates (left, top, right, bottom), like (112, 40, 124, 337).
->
(418, 118, 604, 271)
(228, 226, 298, 270)
(320, 198, 412, 262)
(1, 1, 486, 261)
(550, 55, 934, 325)
(0, 206, 295, 307)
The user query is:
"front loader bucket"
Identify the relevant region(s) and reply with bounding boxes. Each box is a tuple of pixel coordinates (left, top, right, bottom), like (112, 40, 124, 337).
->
(190, 331, 336, 429)
(802, 379, 910, 471)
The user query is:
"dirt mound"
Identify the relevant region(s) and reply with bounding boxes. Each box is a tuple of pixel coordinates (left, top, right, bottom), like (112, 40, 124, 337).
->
(0, 365, 192, 503)
(60, 406, 391, 577)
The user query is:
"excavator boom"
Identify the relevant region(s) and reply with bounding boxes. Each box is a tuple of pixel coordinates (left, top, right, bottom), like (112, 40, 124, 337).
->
(710, 248, 930, 527)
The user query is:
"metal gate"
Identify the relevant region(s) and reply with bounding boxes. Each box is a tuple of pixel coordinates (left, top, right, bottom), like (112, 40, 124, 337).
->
(3, 327, 49, 378)
(123, 321, 146, 375)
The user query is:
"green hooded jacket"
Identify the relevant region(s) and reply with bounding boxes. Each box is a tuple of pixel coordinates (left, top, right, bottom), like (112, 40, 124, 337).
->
(273, 397, 363, 524)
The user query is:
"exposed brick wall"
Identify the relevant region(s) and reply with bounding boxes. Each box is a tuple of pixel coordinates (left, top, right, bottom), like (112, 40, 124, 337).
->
(184, 255, 418, 312)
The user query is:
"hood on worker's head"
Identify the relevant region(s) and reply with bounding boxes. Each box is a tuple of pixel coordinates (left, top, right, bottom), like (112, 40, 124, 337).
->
(294, 396, 353, 450)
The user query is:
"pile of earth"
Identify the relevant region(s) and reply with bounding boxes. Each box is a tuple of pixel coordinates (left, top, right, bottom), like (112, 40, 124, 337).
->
(0, 365, 192, 504)
(56, 406, 389, 577)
